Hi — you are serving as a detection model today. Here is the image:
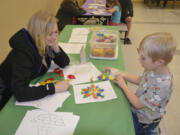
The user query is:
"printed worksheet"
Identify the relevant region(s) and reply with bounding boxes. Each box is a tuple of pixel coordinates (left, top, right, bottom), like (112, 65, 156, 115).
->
(63, 62, 101, 85)
(71, 28, 90, 35)
(68, 28, 90, 43)
(15, 110, 80, 135)
(16, 91, 70, 111)
(68, 35, 88, 43)
(73, 80, 117, 104)
(58, 42, 85, 54)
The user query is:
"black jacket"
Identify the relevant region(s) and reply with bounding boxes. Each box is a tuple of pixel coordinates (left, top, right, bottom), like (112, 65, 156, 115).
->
(0, 28, 70, 102)
(56, 1, 86, 31)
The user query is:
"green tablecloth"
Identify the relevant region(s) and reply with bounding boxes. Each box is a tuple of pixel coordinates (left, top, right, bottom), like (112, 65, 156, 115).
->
(0, 25, 135, 135)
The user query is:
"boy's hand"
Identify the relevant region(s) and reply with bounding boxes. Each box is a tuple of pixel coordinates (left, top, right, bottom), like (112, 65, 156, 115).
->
(114, 75, 127, 88)
(102, 67, 112, 74)
(55, 80, 70, 93)
(103, 67, 125, 78)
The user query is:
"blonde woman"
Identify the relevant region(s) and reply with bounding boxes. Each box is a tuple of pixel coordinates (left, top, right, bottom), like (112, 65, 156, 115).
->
(0, 10, 70, 109)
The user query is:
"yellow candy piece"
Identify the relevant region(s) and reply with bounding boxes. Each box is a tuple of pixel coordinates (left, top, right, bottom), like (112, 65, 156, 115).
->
(65, 79, 71, 82)
(54, 80, 60, 84)
(46, 80, 52, 83)
(89, 91, 94, 95)
(108, 75, 114, 80)
(40, 82, 46, 86)
(102, 75, 106, 80)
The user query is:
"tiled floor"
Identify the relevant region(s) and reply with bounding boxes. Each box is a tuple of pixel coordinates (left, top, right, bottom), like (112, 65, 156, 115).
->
(122, 2, 180, 135)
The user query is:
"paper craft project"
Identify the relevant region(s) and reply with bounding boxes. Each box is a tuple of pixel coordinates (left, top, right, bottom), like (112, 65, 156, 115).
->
(73, 80, 117, 104)
(63, 62, 101, 85)
(16, 91, 70, 111)
(58, 42, 85, 54)
(81, 84, 105, 99)
(15, 110, 80, 135)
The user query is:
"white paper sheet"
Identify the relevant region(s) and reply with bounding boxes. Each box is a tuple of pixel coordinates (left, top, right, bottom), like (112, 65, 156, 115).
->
(73, 81, 117, 104)
(68, 28, 90, 43)
(15, 110, 80, 135)
(88, 3, 105, 6)
(59, 42, 85, 54)
(91, 9, 105, 15)
(69, 35, 88, 43)
(63, 62, 101, 85)
(16, 92, 71, 111)
(71, 28, 90, 35)
(80, 45, 86, 64)
(46, 61, 60, 72)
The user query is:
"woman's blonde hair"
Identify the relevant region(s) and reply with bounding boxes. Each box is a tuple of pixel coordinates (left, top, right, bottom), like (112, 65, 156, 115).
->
(139, 32, 176, 65)
(27, 10, 57, 56)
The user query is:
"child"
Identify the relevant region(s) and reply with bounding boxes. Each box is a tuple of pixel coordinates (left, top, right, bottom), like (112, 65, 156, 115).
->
(56, 0, 86, 31)
(105, 0, 121, 26)
(104, 32, 176, 135)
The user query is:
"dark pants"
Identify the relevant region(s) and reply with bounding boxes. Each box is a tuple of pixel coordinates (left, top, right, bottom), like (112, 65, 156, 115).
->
(132, 112, 160, 135)
(156, 0, 168, 7)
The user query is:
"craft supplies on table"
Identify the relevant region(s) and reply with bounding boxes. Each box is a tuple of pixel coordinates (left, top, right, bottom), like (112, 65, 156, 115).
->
(90, 30, 119, 60)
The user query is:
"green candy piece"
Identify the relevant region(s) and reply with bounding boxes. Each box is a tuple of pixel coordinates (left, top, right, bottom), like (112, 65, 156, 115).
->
(101, 95, 104, 98)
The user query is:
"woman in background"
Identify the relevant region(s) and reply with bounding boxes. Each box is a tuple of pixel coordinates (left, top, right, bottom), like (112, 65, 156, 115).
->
(56, 0, 86, 31)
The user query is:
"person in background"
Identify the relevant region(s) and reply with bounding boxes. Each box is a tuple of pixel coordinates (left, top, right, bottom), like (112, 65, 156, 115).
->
(156, 0, 168, 7)
(118, 0, 133, 44)
(103, 32, 176, 135)
(56, 0, 86, 31)
(105, 0, 121, 26)
(0, 10, 70, 110)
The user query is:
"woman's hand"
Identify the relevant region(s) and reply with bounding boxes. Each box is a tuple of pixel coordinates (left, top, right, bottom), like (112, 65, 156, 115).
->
(55, 80, 70, 93)
(46, 39, 60, 53)
(50, 44, 60, 53)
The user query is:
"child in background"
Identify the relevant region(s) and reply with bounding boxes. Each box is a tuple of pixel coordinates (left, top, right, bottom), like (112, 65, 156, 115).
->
(105, 0, 121, 26)
(103, 32, 176, 135)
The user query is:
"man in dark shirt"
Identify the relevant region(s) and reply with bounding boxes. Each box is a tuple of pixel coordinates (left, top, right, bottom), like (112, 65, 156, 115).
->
(119, 0, 134, 44)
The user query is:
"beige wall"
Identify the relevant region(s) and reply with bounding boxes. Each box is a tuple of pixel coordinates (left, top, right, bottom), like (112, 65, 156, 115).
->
(133, 0, 143, 2)
(0, 0, 62, 63)
(0, 0, 141, 63)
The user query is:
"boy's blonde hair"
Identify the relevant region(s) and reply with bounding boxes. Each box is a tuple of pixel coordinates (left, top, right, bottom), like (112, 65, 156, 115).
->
(139, 32, 176, 65)
(27, 10, 57, 56)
